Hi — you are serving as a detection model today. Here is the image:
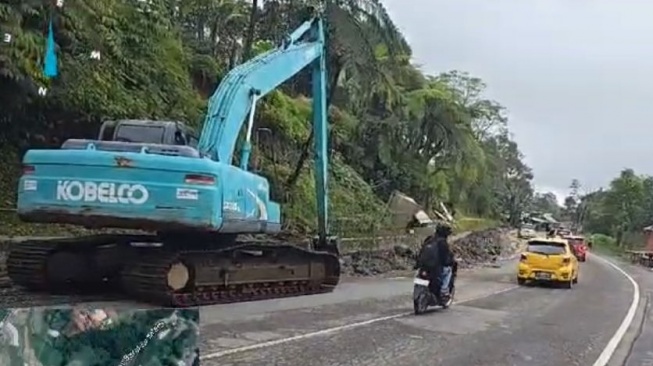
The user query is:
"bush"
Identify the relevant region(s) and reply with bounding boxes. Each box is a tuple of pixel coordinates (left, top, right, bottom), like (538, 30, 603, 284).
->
(589, 233, 620, 256)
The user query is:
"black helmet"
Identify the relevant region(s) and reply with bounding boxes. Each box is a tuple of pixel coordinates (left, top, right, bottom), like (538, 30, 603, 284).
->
(435, 222, 453, 237)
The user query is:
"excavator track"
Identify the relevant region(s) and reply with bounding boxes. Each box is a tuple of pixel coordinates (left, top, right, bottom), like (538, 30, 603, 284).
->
(121, 242, 340, 307)
(7, 235, 340, 306)
(7, 235, 128, 292)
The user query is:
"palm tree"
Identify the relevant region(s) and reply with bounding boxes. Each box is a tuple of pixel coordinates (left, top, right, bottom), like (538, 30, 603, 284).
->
(281, 0, 410, 190)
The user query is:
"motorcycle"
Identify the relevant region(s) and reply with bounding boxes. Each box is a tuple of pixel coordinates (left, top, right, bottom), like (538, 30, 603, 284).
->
(413, 261, 458, 315)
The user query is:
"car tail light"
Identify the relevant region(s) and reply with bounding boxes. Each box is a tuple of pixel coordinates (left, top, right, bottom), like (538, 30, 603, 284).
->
(184, 174, 215, 185)
(22, 165, 35, 175)
(520, 254, 527, 262)
(562, 258, 571, 265)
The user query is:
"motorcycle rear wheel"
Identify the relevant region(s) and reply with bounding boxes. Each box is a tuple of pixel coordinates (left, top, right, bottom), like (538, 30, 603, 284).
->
(413, 286, 430, 315)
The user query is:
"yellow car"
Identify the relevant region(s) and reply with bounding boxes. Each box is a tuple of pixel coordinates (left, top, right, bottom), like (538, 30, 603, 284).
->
(517, 237, 579, 288)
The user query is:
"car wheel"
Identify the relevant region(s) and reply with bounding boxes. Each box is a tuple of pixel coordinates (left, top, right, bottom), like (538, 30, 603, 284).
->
(572, 273, 578, 284)
(564, 278, 573, 289)
(517, 278, 526, 286)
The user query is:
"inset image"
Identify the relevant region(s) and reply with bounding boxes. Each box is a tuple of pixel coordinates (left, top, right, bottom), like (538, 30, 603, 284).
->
(0, 307, 200, 366)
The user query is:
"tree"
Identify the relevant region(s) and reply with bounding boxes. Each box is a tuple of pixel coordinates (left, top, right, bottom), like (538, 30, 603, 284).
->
(434, 70, 507, 141)
(569, 179, 581, 198)
(284, 0, 410, 192)
(491, 134, 533, 226)
(561, 178, 581, 223)
(531, 192, 561, 218)
(581, 169, 651, 247)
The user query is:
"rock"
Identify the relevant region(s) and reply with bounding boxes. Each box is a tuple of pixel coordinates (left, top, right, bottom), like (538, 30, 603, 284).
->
(393, 244, 413, 257)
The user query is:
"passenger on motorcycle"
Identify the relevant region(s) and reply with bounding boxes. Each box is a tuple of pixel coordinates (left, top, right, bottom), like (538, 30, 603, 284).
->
(416, 223, 455, 299)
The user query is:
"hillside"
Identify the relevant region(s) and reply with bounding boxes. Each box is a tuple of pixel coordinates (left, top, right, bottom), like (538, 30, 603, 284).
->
(0, 0, 534, 238)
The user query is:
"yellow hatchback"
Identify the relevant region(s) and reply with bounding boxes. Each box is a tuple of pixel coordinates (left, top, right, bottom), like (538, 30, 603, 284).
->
(517, 237, 579, 288)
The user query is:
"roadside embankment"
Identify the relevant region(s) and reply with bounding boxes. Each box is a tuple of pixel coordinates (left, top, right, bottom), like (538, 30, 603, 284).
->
(340, 227, 523, 276)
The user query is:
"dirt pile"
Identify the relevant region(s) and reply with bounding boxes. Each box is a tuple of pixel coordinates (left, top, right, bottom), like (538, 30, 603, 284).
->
(340, 228, 521, 276)
(451, 228, 520, 267)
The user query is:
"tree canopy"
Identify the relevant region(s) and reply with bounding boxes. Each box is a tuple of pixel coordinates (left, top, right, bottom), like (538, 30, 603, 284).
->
(573, 170, 653, 247)
(0, 0, 535, 236)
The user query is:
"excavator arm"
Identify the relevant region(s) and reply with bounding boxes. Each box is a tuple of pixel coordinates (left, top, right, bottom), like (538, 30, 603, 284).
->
(197, 16, 331, 244)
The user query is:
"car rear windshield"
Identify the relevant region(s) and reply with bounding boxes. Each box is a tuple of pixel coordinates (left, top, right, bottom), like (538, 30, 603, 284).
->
(568, 238, 585, 246)
(527, 241, 566, 255)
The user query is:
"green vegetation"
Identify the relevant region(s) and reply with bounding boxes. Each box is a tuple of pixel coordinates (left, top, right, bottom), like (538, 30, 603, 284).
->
(588, 233, 622, 257)
(0, 0, 534, 238)
(0, 308, 199, 365)
(543, 171, 653, 254)
(454, 217, 500, 234)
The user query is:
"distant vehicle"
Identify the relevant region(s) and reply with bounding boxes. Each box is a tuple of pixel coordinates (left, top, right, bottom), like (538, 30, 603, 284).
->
(557, 228, 572, 237)
(563, 235, 588, 262)
(520, 224, 537, 239)
(517, 237, 579, 289)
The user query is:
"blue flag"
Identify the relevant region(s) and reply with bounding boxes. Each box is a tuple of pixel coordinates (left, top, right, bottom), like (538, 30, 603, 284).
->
(44, 19, 58, 78)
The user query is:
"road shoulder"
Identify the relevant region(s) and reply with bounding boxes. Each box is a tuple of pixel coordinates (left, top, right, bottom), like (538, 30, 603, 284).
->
(599, 252, 653, 366)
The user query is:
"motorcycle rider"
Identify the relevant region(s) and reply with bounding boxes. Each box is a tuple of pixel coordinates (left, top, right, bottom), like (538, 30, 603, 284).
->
(436, 223, 455, 299)
(547, 228, 556, 238)
(416, 222, 455, 300)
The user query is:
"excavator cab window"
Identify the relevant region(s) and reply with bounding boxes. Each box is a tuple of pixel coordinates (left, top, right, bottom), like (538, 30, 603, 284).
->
(187, 135, 199, 148)
(173, 124, 199, 147)
(98, 121, 116, 141)
(174, 130, 187, 145)
(114, 124, 165, 144)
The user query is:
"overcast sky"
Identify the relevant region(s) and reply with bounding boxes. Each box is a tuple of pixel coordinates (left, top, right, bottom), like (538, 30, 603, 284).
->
(381, 0, 653, 202)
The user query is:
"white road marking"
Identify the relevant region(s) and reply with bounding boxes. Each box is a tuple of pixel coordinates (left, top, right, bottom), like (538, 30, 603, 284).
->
(591, 252, 640, 366)
(200, 285, 519, 360)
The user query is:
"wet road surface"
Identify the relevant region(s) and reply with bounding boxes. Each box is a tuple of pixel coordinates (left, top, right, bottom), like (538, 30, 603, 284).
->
(199, 255, 635, 366)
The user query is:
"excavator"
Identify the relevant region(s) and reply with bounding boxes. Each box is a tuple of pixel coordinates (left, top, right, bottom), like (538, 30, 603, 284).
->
(7, 12, 341, 306)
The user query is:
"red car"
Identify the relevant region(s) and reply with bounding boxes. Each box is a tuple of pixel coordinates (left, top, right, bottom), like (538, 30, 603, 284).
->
(565, 235, 588, 262)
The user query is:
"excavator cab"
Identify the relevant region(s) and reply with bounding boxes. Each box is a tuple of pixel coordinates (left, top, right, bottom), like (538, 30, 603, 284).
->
(97, 119, 199, 147)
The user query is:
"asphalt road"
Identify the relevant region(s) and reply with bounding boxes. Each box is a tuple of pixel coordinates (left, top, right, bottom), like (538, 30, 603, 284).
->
(198, 255, 635, 366)
(614, 256, 653, 366)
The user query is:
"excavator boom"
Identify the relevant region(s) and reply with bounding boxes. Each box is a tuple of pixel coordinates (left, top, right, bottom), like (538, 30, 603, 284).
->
(198, 15, 330, 241)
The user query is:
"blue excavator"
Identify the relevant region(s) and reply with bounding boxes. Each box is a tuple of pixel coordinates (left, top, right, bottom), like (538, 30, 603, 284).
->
(7, 13, 341, 306)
